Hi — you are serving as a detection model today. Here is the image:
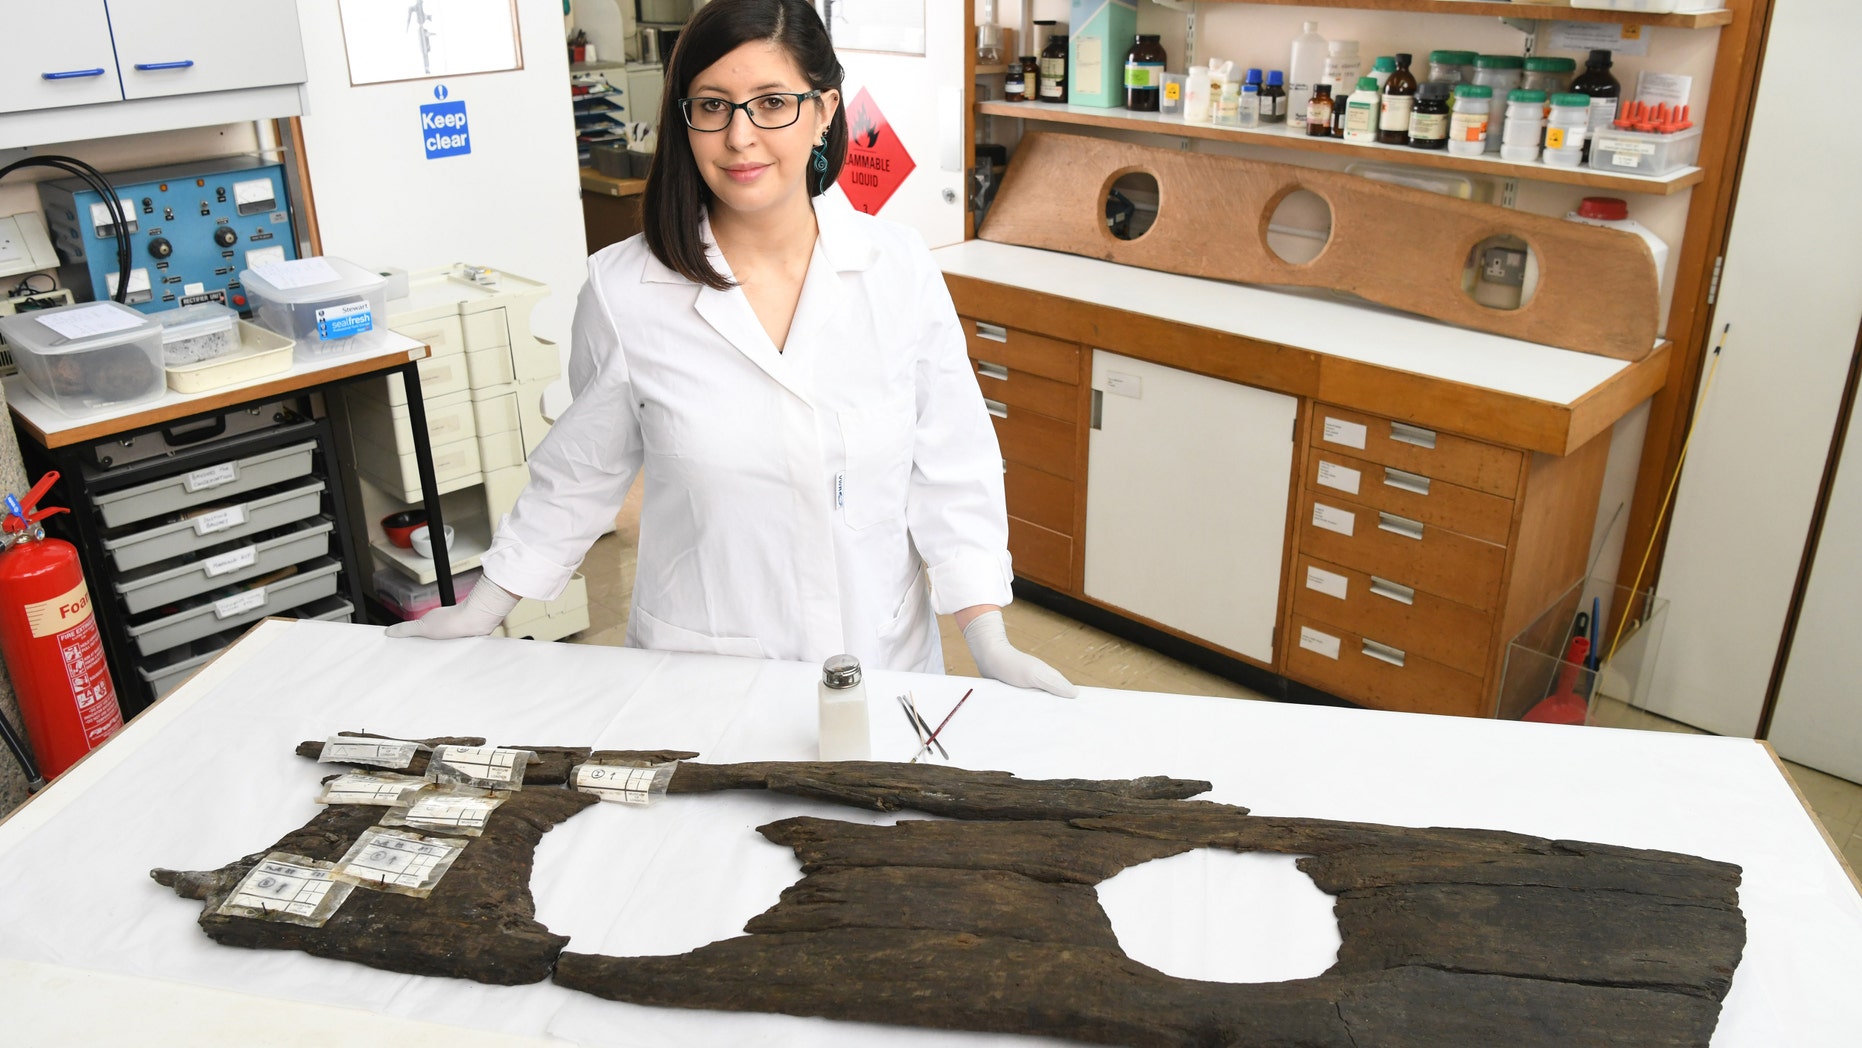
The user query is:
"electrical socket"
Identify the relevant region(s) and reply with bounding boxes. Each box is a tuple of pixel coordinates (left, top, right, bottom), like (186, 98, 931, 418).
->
(1481, 245, 1528, 287)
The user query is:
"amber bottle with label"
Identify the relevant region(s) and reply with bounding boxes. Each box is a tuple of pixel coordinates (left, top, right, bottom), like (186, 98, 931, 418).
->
(1378, 52, 1418, 145)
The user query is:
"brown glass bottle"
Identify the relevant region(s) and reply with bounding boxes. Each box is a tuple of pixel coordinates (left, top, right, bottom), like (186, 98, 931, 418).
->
(1124, 35, 1166, 111)
(1038, 23, 1068, 104)
(1378, 51, 1418, 145)
(1305, 84, 1333, 137)
(1005, 56, 1037, 102)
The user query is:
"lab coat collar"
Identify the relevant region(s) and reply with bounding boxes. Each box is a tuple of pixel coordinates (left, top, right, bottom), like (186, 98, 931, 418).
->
(637, 191, 877, 285)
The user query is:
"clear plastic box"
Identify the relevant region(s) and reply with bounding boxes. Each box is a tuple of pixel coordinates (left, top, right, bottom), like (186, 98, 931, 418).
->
(1570, 0, 1722, 12)
(165, 321, 295, 393)
(155, 303, 241, 365)
(0, 300, 165, 417)
(240, 256, 388, 354)
(1588, 126, 1704, 177)
(374, 566, 483, 620)
(1496, 577, 1671, 724)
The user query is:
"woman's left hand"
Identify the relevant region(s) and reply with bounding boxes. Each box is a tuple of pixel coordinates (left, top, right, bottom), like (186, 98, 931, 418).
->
(961, 609, 1079, 698)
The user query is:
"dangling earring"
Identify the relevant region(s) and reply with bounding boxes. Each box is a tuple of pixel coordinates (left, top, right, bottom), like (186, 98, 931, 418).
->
(811, 131, 830, 194)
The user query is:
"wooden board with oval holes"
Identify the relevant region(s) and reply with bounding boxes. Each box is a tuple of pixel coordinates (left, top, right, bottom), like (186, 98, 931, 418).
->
(977, 132, 1660, 361)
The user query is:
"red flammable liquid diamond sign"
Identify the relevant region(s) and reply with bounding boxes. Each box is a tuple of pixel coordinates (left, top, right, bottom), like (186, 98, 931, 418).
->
(837, 87, 915, 215)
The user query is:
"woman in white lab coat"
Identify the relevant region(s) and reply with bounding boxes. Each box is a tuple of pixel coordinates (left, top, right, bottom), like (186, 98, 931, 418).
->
(390, 0, 1074, 696)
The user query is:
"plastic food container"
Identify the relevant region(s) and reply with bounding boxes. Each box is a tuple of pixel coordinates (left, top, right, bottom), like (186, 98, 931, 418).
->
(165, 321, 295, 393)
(374, 566, 484, 620)
(0, 300, 165, 417)
(1588, 126, 1703, 177)
(240, 256, 387, 355)
(155, 303, 240, 366)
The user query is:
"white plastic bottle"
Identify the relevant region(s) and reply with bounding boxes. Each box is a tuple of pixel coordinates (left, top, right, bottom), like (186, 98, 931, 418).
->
(1323, 39, 1362, 104)
(818, 654, 871, 760)
(1287, 21, 1328, 131)
(1343, 76, 1381, 142)
(1185, 64, 1212, 123)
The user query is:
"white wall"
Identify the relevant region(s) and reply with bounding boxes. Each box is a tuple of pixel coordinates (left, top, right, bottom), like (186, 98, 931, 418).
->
(294, 0, 587, 349)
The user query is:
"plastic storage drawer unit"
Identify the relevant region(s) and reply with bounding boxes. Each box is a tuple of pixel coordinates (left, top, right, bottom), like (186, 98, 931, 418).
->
(241, 256, 388, 356)
(1587, 126, 1703, 177)
(0, 301, 165, 417)
(92, 440, 318, 528)
(102, 479, 327, 572)
(113, 518, 334, 615)
(126, 558, 342, 656)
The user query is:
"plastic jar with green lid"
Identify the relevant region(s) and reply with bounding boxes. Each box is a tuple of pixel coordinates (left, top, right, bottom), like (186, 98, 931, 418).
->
(1449, 83, 1492, 157)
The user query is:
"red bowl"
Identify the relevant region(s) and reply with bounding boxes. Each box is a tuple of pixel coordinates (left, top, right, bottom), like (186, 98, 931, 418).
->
(381, 509, 427, 548)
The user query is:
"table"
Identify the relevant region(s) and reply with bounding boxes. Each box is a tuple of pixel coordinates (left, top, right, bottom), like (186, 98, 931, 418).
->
(579, 170, 645, 257)
(0, 618, 1857, 1046)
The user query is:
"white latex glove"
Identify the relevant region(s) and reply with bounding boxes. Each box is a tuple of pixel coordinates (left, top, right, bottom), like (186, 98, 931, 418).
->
(962, 610, 1079, 698)
(383, 578, 520, 639)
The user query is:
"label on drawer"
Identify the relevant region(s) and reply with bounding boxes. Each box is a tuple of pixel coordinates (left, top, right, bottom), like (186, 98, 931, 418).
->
(183, 461, 238, 493)
(1322, 417, 1367, 449)
(1312, 502, 1356, 537)
(1304, 565, 1348, 600)
(203, 546, 259, 578)
(214, 587, 267, 619)
(1298, 627, 1341, 660)
(315, 301, 374, 340)
(1316, 460, 1361, 495)
(192, 505, 247, 535)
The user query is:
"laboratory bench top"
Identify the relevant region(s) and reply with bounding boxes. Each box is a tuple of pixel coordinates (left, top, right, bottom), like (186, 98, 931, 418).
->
(934, 240, 1670, 456)
(0, 618, 1856, 1045)
(579, 170, 647, 198)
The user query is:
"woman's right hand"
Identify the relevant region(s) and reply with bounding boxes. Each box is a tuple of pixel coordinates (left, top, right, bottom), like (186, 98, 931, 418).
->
(383, 578, 520, 639)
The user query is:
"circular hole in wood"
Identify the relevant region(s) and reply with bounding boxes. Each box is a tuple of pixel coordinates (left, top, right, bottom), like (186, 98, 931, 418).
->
(1096, 849, 1342, 983)
(1463, 233, 1541, 311)
(1265, 188, 1334, 266)
(1105, 171, 1160, 241)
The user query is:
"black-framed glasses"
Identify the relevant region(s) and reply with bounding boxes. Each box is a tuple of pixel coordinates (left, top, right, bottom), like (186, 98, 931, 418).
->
(678, 90, 821, 132)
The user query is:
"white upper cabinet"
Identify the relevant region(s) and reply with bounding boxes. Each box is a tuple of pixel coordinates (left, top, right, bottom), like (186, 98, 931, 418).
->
(0, 2, 122, 115)
(109, 0, 307, 101)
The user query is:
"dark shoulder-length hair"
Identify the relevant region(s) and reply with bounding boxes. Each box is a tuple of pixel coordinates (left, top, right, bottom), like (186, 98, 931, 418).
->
(643, 0, 847, 290)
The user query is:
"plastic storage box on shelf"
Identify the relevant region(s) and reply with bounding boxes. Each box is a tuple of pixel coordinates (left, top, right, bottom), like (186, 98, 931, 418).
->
(1588, 126, 1703, 177)
(241, 256, 388, 358)
(1570, 0, 1723, 12)
(0, 300, 165, 417)
(165, 321, 295, 393)
(155, 303, 241, 365)
(374, 566, 483, 620)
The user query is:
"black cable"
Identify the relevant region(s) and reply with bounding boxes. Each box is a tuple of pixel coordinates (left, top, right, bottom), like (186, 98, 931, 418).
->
(0, 155, 131, 304)
(0, 705, 45, 793)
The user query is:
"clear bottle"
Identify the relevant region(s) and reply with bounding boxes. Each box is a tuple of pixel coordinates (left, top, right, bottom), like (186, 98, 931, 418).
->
(1570, 49, 1621, 159)
(1287, 21, 1328, 129)
(1260, 70, 1287, 124)
(1238, 82, 1261, 128)
(1124, 34, 1167, 111)
(1370, 55, 1395, 92)
(1306, 83, 1334, 137)
(1522, 56, 1576, 98)
(1378, 52, 1418, 145)
(1407, 81, 1450, 150)
(1501, 88, 1547, 163)
(1448, 83, 1492, 157)
(1343, 76, 1381, 143)
(1323, 39, 1362, 104)
(1037, 22, 1068, 104)
(1472, 55, 1524, 103)
(1215, 77, 1241, 126)
(818, 654, 871, 761)
(1427, 49, 1470, 88)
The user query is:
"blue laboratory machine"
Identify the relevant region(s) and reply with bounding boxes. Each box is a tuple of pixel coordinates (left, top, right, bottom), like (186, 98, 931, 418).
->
(39, 157, 300, 314)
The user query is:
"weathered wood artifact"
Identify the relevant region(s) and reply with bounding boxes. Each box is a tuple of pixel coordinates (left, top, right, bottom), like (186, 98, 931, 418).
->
(154, 733, 1745, 1046)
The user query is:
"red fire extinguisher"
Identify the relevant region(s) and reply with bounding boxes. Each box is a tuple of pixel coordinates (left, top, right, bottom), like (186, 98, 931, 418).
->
(0, 472, 122, 779)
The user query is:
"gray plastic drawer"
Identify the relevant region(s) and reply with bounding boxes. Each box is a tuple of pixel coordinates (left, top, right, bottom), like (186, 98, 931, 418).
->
(126, 558, 341, 657)
(92, 441, 318, 528)
(136, 595, 354, 700)
(113, 518, 334, 615)
(102, 479, 325, 573)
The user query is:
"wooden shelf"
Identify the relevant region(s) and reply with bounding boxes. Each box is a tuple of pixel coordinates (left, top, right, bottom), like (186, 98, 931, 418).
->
(977, 101, 1704, 196)
(975, 63, 1009, 76)
(1194, 0, 1731, 29)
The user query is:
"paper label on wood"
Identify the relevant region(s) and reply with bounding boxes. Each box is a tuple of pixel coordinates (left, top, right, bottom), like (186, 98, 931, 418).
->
(1312, 502, 1356, 537)
(1304, 566, 1348, 600)
(1322, 418, 1367, 450)
(1298, 627, 1341, 660)
(1316, 461, 1361, 495)
(319, 737, 423, 769)
(318, 771, 426, 805)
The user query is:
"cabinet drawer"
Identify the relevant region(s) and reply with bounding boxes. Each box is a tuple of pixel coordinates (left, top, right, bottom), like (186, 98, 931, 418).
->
(1299, 492, 1506, 612)
(463, 308, 510, 351)
(992, 407, 1077, 481)
(1286, 614, 1489, 718)
(1291, 556, 1494, 678)
(348, 389, 476, 452)
(101, 479, 326, 573)
(1305, 450, 1514, 546)
(1009, 514, 1072, 590)
(1310, 404, 1522, 498)
(1005, 461, 1074, 536)
(975, 359, 1078, 422)
(962, 318, 1080, 384)
(389, 315, 466, 359)
(92, 440, 316, 529)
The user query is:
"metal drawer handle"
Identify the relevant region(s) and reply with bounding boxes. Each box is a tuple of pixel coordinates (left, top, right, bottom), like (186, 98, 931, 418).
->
(1369, 576, 1415, 605)
(974, 321, 1009, 342)
(1377, 512, 1425, 540)
(1091, 388, 1103, 430)
(134, 60, 196, 71)
(42, 68, 106, 80)
(976, 361, 1009, 381)
(1383, 467, 1431, 496)
(983, 398, 1008, 419)
(1362, 639, 1407, 667)
(1390, 421, 1437, 449)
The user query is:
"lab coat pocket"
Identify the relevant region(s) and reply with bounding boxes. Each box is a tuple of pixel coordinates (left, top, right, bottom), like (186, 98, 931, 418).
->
(875, 567, 937, 672)
(630, 604, 769, 660)
(838, 404, 913, 530)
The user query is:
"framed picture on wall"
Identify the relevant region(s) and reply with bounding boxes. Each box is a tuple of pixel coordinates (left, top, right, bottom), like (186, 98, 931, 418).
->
(821, 0, 925, 56)
(341, 0, 525, 85)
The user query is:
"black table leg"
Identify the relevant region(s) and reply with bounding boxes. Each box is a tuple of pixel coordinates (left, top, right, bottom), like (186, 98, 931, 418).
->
(397, 360, 454, 606)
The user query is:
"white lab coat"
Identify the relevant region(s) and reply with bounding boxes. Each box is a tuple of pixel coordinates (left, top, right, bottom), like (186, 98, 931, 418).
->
(480, 193, 1013, 673)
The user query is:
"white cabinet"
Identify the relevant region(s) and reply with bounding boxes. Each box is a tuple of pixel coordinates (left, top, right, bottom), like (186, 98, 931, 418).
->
(0, 2, 120, 114)
(108, 0, 307, 100)
(1083, 351, 1296, 664)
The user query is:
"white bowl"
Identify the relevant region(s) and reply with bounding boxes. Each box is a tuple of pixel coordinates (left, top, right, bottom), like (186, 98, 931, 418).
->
(410, 524, 454, 559)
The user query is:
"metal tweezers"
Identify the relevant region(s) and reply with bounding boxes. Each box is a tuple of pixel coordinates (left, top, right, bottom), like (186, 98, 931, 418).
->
(895, 692, 947, 761)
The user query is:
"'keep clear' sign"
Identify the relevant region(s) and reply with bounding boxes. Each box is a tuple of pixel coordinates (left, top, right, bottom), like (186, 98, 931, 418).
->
(420, 85, 471, 160)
